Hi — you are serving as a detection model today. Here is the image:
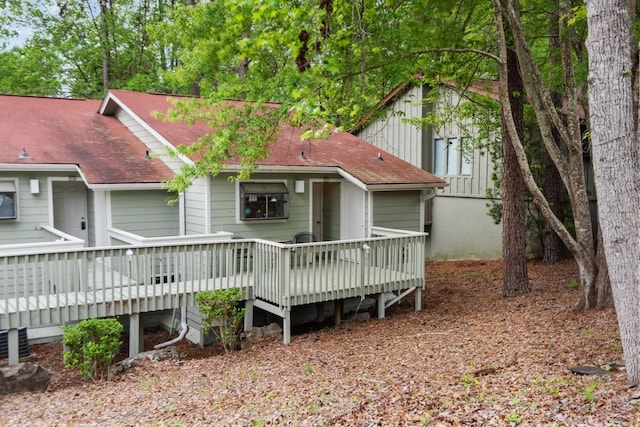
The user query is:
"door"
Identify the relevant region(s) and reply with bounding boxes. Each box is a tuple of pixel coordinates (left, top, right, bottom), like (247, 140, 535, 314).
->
(341, 181, 365, 240)
(312, 182, 323, 241)
(53, 181, 88, 244)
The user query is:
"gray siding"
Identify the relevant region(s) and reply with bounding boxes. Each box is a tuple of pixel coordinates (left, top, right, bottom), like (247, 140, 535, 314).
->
(114, 109, 186, 174)
(373, 191, 421, 232)
(209, 173, 340, 240)
(86, 190, 96, 246)
(185, 177, 207, 234)
(0, 173, 70, 245)
(357, 86, 424, 168)
(111, 190, 179, 237)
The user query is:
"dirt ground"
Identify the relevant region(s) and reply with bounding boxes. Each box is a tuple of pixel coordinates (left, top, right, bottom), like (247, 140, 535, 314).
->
(2, 259, 639, 426)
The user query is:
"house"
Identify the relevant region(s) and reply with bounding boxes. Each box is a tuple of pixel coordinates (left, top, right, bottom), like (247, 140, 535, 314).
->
(355, 79, 597, 260)
(0, 90, 445, 361)
(355, 80, 504, 260)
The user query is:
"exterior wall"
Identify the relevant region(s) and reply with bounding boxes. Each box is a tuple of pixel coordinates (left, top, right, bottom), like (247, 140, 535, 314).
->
(372, 191, 421, 232)
(185, 177, 207, 234)
(357, 83, 500, 259)
(209, 173, 329, 240)
(357, 86, 425, 167)
(111, 190, 179, 237)
(0, 172, 73, 245)
(114, 109, 186, 174)
(432, 88, 496, 197)
(86, 190, 96, 246)
(429, 196, 501, 260)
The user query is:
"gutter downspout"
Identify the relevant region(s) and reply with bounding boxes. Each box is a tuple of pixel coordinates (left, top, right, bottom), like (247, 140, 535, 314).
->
(154, 306, 188, 349)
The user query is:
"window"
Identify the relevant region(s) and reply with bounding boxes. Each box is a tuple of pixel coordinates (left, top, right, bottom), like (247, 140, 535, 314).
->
(0, 181, 17, 220)
(239, 182, 289, 221)
(433, 138, 472, 176)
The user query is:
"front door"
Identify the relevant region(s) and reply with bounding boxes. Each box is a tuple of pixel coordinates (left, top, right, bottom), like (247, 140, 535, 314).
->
(53, 181, 88, 244)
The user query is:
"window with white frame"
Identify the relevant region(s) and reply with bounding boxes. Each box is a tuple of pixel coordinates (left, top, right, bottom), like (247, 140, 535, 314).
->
(433, 137, 472, 176)
(239, 182, 289, 220)
(0, 180, 17, 220)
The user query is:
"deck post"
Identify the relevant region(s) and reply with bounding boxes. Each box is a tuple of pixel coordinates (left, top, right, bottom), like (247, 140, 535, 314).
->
(129, 313, 144, 356)
(377, 293, 386, 319)
(415, 287, 422, 311)
(334, 300, 343, 326)
(244, 299, 254, 331)
(283, 310, 291, 344)
(7, 328, 19, 365)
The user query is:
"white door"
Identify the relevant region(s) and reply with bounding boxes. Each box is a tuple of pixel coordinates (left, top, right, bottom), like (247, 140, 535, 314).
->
(341, 181, 365, 240)
(53, 181, 88, 244)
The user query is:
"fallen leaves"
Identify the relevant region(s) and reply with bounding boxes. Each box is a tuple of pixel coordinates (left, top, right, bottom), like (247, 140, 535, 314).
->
(2, 259, 638, 425)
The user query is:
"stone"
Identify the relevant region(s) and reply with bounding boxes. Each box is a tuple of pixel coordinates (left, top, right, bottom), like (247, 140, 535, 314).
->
(0, 363, 51, 395)
(240, 322, 283, 349)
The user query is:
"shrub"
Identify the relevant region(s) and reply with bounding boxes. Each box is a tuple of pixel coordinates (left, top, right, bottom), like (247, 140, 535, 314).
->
(196, 288, 246, 353)
(62, 318, 123, 380)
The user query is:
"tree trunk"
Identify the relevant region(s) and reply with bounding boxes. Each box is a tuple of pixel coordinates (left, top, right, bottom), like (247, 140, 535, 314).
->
(585, 0, 640, 387)
(542, 4, 565, 264)
(501, 12, 530, 297)
(594, 225, 613, 310)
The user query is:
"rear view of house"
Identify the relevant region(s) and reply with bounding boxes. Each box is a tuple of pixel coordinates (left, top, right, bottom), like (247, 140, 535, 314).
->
(0, 90, 445, 364)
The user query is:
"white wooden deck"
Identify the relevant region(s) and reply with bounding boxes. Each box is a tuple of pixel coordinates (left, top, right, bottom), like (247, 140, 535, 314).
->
(1, 230, 427, 363)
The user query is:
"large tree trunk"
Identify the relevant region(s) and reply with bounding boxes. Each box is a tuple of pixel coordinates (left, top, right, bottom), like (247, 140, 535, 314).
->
(585, 0, 640, 387)
(501, 41, 530, 297)
(495, 0, 599, 309)
(542, 3, 565, 264)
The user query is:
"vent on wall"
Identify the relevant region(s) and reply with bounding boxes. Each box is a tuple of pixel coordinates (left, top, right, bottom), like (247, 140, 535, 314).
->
(0, 327, 31, 360)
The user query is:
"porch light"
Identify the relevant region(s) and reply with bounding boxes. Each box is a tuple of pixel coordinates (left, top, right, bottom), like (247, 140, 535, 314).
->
(294, 180, 305, 193)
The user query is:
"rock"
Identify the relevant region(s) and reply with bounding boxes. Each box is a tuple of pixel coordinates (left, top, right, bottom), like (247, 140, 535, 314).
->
(0, 363, 51, 395)
(109, 346, 181, 377)
(240, 323, 282, 349)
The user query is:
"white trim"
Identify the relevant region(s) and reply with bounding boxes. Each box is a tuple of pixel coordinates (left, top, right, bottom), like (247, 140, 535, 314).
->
(100, 92, 194, 166)
(178, 192, 185, 235)
(108, 227, 233, 245)
(93, 190, 109, 246)
(0, 163, 77, 172)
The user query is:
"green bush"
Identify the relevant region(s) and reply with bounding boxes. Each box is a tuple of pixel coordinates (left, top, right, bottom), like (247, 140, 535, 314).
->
(196, 288, 246, 353)
(62, 318, 123, 380)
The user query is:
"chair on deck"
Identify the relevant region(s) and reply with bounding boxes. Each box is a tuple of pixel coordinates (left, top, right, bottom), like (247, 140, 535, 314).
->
(290, 232, 317, 266)
(291, 232, 317, 243)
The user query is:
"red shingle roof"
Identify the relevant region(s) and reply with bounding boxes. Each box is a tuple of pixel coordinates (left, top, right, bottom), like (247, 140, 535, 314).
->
(106, 90, 445, 188)
(0, 94, 174, 185)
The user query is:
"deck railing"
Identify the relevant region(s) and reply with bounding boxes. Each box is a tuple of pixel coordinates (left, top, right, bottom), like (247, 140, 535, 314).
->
(0, 240, 254, 330)
(0, 230, 427, 330)
(253, 233, 426, 310)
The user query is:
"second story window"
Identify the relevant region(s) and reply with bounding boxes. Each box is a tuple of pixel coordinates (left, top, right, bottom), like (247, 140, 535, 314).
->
(434, 137, 472, 176)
